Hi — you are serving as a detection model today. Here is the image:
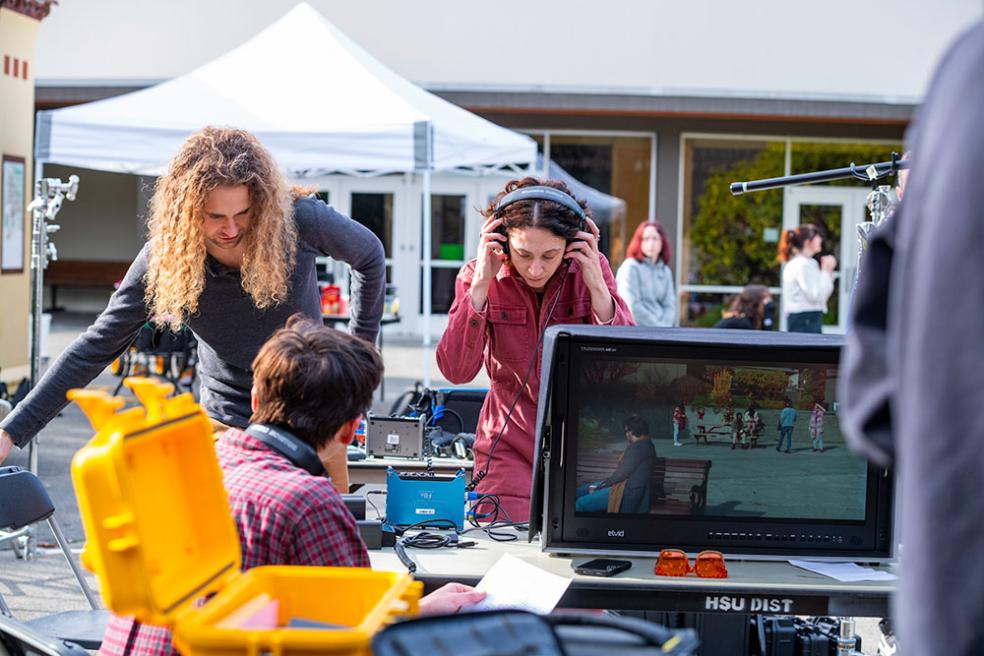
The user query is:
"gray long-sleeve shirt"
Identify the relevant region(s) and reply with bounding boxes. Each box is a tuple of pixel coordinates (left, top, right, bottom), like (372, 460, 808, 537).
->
(614, 258, 677, 327)
(1, 196, 385, 446)
(840, 20, 984, 656)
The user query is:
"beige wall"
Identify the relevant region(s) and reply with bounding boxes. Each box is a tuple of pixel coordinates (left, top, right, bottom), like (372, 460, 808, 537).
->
(34, 0, 982, 102)
(0, 8, 40, 384)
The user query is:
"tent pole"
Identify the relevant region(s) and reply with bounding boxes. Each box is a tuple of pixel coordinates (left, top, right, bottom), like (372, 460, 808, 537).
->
(421, 169, 432, 388)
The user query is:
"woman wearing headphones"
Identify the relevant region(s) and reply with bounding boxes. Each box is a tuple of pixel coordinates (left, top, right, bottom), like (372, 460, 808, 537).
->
(436, 177, 634, 521)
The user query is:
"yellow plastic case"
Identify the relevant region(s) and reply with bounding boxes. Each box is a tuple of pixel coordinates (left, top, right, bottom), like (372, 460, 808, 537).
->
(70, 378, 421, 656)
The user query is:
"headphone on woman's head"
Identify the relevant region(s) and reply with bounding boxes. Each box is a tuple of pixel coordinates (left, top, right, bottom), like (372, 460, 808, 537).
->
(492, 185, 587, 255)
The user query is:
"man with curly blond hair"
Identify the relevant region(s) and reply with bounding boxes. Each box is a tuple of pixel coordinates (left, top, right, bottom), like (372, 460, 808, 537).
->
(0, 127, 385, 490)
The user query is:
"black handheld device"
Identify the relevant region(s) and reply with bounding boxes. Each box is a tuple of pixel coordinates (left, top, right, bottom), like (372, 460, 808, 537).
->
(573, 558, 632, 577)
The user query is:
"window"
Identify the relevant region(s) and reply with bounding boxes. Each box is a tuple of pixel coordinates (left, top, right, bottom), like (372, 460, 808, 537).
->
(679, 137, 902, 327)
(682, 138, 786, 290)
(523, 132, 654, 271)
(421, 193, 468, 314)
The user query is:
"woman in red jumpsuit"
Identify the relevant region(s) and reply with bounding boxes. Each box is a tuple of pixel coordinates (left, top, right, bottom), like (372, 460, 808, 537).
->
(436, 177, 634, 521)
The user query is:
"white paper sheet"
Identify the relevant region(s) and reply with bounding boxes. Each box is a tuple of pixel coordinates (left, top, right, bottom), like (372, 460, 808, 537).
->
(788, 559, 897, 582)
(468, 553, 572, 614)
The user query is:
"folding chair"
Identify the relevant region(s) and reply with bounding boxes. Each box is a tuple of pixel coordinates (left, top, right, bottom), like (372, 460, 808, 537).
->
(0, 401, 23, 559)
(0, 613, 88, 656)
(0, 467, 108, 650)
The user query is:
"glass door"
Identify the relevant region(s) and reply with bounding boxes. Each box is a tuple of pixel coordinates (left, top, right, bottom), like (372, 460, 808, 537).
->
(421, 180, 482, 335)
(335, 176, 407, 320)
(781, 186, 868, 333)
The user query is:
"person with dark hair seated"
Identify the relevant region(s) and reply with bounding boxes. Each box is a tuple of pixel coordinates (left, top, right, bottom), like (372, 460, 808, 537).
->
(99, 316, 484, 656)
(575, 415, 656, 514)
(715, 285, 775, 330)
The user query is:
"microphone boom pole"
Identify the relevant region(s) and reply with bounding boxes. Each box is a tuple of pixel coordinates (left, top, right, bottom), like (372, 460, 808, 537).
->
(730, 155, 909, 196)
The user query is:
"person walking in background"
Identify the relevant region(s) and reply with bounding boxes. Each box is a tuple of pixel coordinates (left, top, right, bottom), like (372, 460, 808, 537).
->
(616, 220, 676, 327)
(743, 403, 764, 448)
(776, 399, 797, 453)
(778, 224, 837, 333)
(714, 284, 775, 330)
(730, 409, 744, 450)
(672, 403, 686, 447)
(810, 402, 826, 453)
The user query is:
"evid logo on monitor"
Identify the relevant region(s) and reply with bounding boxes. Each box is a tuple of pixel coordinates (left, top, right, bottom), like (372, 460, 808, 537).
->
(607, 529, 625, 538)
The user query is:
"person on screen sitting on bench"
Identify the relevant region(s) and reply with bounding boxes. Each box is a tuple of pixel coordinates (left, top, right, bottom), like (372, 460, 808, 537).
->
(575, 416, 656, 514)
(99, 316, 484, 656)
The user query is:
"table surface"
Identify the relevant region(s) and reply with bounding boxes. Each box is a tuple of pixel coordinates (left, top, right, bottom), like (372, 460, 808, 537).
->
(350, 456, 473, 471)
(363, 505, 895, 617)
(349, 456, 474, 486)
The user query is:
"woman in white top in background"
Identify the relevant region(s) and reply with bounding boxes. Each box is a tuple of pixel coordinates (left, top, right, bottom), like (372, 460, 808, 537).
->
(616, 220, 677, 327)
(778, 223, 837, 333)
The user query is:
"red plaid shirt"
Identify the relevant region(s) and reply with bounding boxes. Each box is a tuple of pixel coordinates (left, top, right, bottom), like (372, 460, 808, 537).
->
(99, 428, 369, 655)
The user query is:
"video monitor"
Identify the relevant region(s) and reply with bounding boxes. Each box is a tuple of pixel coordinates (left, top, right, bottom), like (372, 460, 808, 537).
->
(530, 326, 893, 560)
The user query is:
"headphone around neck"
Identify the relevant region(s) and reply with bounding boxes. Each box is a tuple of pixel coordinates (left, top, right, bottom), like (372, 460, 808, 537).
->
(244, 423, 326, 477)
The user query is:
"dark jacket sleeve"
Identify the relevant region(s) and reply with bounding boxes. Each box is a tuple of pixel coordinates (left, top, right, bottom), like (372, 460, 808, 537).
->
(295, 197, 385, 343)
(839, 209, 900, 467)
(871, 22, 984, 656)
(0, 246, 151, 446)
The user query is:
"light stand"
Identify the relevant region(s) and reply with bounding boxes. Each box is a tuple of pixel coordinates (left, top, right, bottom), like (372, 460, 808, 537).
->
(25, 175, 79, 475)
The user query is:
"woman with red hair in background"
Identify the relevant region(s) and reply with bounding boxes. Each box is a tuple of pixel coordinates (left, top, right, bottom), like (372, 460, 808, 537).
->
(616, 220, 676, 327)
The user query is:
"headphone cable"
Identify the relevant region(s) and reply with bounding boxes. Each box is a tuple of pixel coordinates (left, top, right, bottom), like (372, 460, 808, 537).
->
(469, 261, 571, 492)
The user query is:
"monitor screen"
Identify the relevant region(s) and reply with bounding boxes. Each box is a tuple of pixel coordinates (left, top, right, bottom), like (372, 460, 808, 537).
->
(572, 354, 864, 522)
(533, 326, 893, 560)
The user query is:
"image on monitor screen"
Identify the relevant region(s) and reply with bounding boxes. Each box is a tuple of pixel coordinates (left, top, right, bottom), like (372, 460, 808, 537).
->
(572, 355, 867, 522)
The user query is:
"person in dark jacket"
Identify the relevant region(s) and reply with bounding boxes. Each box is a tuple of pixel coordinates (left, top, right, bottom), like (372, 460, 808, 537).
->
(0, 127, 386, 494)
(575, 415, 656, 514)
(840, 20, 984, 656)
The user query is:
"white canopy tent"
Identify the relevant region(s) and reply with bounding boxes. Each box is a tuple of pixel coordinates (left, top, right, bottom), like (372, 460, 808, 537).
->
(35, 2, 535, 176)
(35, 2, 537, 385)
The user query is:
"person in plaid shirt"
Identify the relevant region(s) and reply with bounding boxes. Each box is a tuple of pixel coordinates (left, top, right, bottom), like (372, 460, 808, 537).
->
(100, 316, 484, 655)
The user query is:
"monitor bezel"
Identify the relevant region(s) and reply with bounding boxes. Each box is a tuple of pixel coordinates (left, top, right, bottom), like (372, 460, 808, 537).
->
(529, 326, 894, 561)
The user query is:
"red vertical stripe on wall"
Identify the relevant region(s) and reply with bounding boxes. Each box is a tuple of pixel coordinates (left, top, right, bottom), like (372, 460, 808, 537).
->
(12, 58, 19, 78)
(3, 55, 9, 76)
(22, 60, 28, 79)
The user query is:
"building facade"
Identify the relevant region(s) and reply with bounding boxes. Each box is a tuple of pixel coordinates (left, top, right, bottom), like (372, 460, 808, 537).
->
(1, 0, 55, 386)
(30, 0, 982, 334)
